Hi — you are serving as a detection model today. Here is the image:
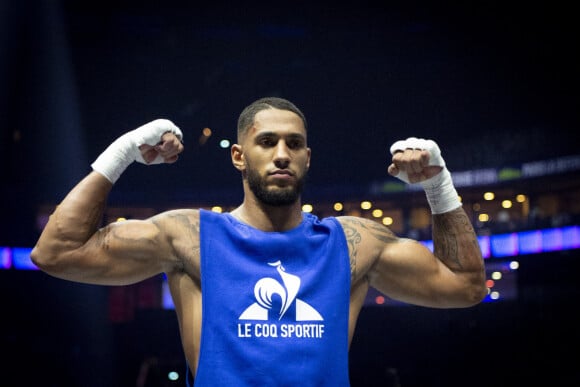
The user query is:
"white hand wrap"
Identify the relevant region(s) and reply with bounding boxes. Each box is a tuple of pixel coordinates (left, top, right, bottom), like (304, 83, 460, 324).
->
(91, 119, 183, 184)
(390, 137, 461, 214)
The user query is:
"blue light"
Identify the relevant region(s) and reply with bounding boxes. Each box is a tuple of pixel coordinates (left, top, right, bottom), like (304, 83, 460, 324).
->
(478, 236, 491, 258)
(490, 233, 519, 258)
(1, 247, 11, 269)
(542, 228, 563, 252)
(562, 226, 580, 249)
(518, 230, 543, 255)
(12, 247, 38, 270)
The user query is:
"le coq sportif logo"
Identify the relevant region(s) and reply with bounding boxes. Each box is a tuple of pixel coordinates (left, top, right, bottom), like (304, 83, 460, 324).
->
(236, 261, 325, 339)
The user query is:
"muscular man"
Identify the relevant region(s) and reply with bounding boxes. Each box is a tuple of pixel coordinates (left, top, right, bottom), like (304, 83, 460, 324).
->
(31, 97, 486, 386)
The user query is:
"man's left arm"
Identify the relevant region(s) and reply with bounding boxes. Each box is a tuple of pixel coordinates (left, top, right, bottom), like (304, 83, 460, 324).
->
(368, 137, 487, 307)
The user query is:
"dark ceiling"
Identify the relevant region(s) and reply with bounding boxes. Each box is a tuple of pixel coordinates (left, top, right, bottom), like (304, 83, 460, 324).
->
(1, 0, 579, 242)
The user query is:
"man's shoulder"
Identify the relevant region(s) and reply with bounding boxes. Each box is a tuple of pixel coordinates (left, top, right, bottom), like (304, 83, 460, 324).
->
(159, 208, 200, 217)
(335, 215, 398, 239)
(334, 215, 374, 227)
(152, 208, 201, 228)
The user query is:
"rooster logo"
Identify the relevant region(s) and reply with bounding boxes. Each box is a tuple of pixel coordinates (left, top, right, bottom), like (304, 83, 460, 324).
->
(239, 261, 323, 321)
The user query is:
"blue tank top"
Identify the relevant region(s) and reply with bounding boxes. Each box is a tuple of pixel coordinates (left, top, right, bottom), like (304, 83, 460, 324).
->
(193, 209, 351, 386)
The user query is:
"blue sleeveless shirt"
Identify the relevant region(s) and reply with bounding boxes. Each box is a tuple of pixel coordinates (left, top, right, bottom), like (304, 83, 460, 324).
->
(193, 209, 351, 386)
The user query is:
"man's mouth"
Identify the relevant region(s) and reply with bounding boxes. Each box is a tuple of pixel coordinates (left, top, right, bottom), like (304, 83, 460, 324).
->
(269, 169, 293, 177)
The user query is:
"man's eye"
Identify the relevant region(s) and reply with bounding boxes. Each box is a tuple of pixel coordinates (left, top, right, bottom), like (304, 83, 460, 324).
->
(259, 138, 276, 147)
(287, 140, 303, 149)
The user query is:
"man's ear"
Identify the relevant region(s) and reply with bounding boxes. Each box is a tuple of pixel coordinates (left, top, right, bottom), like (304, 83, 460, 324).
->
(231, 144, 245, 171)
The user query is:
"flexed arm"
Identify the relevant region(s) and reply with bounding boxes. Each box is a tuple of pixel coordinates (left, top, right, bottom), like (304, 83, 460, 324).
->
(31, 120, 184, 285)
(367, 138, 486, 308)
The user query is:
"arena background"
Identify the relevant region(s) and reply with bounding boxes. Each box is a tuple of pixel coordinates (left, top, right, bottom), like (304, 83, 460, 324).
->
(1, 1, 579, 386)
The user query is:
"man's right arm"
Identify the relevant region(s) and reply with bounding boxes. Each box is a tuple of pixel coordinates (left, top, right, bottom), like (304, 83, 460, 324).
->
(31, 120, 185, 285)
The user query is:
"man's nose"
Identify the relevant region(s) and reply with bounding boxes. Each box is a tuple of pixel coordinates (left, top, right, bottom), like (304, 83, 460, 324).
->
(274, 142, 291, 160)
(273, 142, 291, 166)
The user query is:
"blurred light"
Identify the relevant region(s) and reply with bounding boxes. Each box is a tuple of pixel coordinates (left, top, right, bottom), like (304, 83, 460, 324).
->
(360, 201, 372, 210)
(542, 228, 564, 251)
(211, 206, 223, 213)
(483, 192, 495, 201)
(502, 200, 513, 208)
(562, 226, 580, 249)
(333, 202, 343, 211)
(198, 127, 212, 145)
(168, 371, 179, 381)
(13, 130, 21, 143)
(489, 291, 500, 300)
(519, 230, 542, 254)
(1, 247, 11, 269)
(491, 271, 502, 280)
(12, 248, 38, 270)
(371, 209, 383, 218)
(516, 194, 527, 203)
(478, 213, 489, 222)
(486, 279, 495, 288)
(478, 235, 491, 258)
(382, 217, 393, 226)
(375, 295, 385, 305)
(219, 139, 230, 148)
(302, 204, 313, 213)
(509, 261, 520, 270)
(116, 217, 127, 222)
(490, 233, 518, 257)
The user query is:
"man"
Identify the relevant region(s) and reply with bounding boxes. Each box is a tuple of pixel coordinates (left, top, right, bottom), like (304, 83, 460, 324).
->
(31, 97, 486, 386)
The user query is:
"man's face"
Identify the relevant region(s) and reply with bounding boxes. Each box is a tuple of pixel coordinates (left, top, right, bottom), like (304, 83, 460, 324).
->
(236, 108, 311, 206)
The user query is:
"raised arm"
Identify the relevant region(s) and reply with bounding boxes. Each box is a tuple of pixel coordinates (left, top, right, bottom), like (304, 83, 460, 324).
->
(31, 120, 185, 285)
(363, 138, 487, 308)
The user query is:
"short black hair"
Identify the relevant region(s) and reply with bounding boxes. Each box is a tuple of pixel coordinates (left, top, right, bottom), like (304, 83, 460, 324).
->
(237, 97, 307, 141)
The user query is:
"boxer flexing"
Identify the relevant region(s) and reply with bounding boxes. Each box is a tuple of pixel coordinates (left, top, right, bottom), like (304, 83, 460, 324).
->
(31, 97, 486, 386)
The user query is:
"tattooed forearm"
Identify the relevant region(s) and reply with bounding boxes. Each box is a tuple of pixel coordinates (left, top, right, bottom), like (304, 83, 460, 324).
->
(432, 208, 480, 270)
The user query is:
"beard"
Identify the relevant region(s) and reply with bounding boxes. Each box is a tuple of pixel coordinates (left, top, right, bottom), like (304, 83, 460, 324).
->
(246, 166, 306, 206)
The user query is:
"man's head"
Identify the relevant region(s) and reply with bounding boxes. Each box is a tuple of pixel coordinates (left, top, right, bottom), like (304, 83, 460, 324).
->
(237, 97, 307, 142)
(232, 97, 311, 206)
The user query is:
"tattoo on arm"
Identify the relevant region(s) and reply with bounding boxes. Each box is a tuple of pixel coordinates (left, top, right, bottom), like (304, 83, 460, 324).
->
(166, 213, 200, 243)
(340, 217, 397, 280)
(341, 220, 361, 279)
(432, 209, 477, 270)
(164, 212, 201, 272)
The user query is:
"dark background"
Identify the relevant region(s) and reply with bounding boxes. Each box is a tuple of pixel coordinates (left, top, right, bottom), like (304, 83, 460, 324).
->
(1, 1, 579, 386)
(2, 0, 579, 244)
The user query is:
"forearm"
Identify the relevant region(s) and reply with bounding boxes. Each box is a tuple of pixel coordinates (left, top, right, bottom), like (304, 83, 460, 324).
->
(388, 137, 487, 305)
(432, 207, 487, 302)
(31, 172, 112, 269)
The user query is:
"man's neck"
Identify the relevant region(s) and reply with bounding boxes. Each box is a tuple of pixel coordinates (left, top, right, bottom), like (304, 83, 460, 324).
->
(231, 198, 303, 232)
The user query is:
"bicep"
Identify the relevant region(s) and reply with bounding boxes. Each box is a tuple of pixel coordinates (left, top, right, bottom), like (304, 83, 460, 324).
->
(339, 215, 470, 307)
(369, 238, 463, 307)
(60, 218, 175, 285)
